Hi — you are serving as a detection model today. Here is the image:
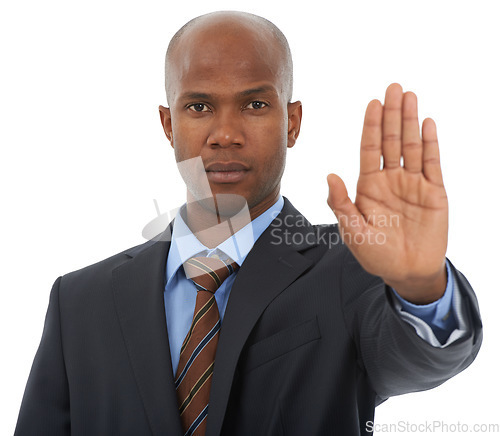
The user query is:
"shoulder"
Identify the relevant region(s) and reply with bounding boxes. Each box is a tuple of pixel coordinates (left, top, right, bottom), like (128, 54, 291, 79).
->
(61, 240, 149, 281)
(277, 198, 352, 258)
(56, 230, 170, 305)
(276, 199, 380, 290)
(60, 223, 172, 284)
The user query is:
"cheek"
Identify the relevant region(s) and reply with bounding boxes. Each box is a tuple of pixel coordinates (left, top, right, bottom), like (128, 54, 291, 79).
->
(260, 122, 288, 166)
(253, 127, 288, 185)
(171, 119, 203, 162)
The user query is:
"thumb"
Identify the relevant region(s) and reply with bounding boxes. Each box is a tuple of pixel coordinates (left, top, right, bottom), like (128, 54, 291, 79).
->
(326, 174, 364, 234)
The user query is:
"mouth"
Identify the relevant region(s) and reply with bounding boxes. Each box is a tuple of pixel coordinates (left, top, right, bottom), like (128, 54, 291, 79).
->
(205, 162, 249, 184)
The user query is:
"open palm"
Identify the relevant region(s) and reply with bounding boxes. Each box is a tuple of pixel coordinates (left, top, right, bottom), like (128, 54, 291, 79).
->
(327, 84, 448, 303)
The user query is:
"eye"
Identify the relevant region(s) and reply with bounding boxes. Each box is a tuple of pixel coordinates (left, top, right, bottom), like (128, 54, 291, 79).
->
(187, 103, 210, 112)
(245, 101, 268, 110)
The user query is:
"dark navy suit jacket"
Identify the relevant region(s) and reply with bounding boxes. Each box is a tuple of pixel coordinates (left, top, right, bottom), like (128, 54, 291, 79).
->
(15, 198, 482, 435)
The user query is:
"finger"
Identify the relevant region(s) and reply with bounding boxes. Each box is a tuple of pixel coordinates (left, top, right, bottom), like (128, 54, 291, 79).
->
(326, 174, 365, 235)
(402, 91, 423, 174)
(360, 100, 383, 175)
(382, 83, 403, 170)
(422, 118, 444, 186)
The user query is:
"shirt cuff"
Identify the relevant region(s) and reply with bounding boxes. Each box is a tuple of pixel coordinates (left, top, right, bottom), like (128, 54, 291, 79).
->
(391, 260, 468, 347)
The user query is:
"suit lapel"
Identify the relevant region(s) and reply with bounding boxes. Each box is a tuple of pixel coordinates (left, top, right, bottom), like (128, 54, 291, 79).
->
(206, 198, 317, 436)
(112, 226, 183, 436)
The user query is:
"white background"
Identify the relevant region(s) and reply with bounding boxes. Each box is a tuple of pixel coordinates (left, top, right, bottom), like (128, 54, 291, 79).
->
(1, 1, 499, 434)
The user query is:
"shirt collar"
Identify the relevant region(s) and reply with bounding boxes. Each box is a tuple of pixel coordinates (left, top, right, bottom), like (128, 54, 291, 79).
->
(165, 196, 284, 285)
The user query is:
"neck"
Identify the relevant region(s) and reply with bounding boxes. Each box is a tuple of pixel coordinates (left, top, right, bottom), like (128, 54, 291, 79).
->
(184, 191, 280, 248)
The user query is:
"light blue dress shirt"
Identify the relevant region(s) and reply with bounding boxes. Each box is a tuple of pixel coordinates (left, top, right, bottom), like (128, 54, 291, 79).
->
(164, 197, 285, 375)
(164, 196, 462, 375)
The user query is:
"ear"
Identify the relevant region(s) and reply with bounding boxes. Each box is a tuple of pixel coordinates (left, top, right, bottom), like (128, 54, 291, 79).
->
(158, 105, 173, 147)
(287, 101, 302, 148)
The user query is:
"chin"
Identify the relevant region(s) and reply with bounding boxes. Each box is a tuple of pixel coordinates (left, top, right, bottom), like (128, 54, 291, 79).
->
(188, 192, 249, 218)
(213, 193, 248, 217)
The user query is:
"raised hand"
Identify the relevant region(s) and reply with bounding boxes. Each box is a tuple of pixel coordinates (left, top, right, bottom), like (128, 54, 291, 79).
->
(327, 83, 448, 304)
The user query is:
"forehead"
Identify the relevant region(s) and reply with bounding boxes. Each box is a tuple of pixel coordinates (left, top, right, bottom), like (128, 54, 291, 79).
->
(167, 19, 287, 101)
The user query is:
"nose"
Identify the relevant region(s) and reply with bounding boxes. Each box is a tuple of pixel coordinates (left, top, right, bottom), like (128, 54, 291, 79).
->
(207, 111, 244, 148)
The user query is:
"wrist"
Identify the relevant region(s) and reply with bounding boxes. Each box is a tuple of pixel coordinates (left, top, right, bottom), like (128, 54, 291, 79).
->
(387, 263, 448, 305)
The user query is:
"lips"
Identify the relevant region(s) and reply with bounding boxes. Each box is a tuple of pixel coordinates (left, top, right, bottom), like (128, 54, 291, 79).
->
(205, 161, 249, 183)
(205, 162, 249, 172)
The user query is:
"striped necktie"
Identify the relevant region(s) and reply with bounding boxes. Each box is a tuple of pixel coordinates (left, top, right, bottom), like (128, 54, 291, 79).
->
(175, 256, 239, 436)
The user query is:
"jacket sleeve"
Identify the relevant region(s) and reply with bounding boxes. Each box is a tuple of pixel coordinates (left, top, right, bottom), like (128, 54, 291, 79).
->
(15, 276, 71, 436)
(341, 251, 482, 403)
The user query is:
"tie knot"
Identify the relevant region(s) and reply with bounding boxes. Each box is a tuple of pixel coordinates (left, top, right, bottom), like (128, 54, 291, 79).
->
(183, 256, 239, 294)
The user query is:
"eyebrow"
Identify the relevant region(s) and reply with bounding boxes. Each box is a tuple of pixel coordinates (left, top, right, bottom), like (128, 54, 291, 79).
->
(179, 85, 278, 101)
(238, 85, 277, 97)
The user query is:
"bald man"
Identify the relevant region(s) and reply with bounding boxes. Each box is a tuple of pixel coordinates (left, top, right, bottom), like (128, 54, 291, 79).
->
(15, 11, 481, 436)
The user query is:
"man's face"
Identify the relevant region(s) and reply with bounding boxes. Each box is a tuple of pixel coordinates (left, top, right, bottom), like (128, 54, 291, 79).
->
(160, 18, 301, 218)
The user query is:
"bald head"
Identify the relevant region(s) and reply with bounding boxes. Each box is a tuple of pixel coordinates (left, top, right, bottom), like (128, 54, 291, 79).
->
(164, 11, 293, 105)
